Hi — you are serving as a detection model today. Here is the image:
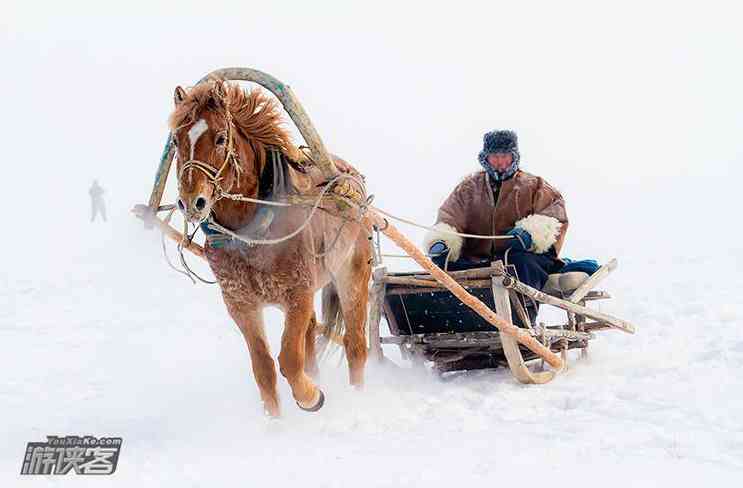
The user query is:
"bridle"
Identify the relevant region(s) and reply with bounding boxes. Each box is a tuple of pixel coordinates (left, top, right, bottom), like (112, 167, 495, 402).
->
(176, 105, 244, 203)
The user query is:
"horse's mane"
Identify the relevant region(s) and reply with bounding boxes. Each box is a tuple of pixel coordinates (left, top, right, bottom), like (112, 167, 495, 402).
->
(168, 80, 303, 173)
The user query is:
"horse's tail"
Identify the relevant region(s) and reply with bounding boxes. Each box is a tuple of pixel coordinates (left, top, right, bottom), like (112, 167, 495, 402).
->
(318, 283, 345, 360)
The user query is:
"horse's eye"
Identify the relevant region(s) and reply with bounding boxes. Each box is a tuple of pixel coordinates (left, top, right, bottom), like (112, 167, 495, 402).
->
(171, 137, 178, 148)
(215, 134, 226, 146)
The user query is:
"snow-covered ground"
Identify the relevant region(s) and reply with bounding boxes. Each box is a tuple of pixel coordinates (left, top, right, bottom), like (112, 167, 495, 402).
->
(3, 1, 742, 485)
(2, 182, 742, 485)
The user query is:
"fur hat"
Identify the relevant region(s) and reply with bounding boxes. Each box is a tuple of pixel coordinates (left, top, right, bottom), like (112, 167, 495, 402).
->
(477, 130, 520, 181)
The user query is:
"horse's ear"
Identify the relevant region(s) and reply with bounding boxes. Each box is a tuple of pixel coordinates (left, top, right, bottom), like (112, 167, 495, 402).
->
(174, 86, 187, 106)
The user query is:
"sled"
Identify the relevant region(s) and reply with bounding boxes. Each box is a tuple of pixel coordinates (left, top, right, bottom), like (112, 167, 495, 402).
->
(367, 258, 636, 383)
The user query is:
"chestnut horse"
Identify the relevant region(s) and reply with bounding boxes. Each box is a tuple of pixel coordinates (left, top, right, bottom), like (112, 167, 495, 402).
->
(169, 79, 371, 416)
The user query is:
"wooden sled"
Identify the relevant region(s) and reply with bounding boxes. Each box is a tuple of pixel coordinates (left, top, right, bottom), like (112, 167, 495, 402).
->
(368, 258, 636, 384)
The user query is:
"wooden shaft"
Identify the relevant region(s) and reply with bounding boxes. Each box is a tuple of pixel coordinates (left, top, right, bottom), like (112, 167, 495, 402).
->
(131, 204, 205, 259)
(158, 219, 205, 259)
(364, 210, 564, 369)
(147, 137, 175, 212)
(503, 276, 636, 334)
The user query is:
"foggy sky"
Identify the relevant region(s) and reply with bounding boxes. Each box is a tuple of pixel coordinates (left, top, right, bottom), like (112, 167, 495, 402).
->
(3, 0, 741, 270)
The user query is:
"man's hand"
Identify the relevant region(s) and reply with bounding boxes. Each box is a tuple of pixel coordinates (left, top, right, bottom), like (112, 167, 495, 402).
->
(506, 228, 532, 251)
(428, 240, 449, 257)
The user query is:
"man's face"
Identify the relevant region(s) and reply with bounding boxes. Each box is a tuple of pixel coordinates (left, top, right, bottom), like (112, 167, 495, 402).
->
(486, 152, 513, 172)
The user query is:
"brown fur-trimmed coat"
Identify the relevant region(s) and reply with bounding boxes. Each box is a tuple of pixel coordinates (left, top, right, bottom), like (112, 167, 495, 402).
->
(423, 170, 569, 260)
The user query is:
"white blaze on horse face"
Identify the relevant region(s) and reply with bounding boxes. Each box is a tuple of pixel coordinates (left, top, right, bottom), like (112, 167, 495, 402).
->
(187, 119, 209, 160)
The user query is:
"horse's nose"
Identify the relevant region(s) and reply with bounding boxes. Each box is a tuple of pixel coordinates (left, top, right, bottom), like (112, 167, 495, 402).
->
(178, 195, 209, 219)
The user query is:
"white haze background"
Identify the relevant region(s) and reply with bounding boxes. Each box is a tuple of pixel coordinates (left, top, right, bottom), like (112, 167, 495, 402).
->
(2, 0, 742, 486)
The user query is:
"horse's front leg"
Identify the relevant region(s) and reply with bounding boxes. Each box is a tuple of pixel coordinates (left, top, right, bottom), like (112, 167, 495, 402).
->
(278, 294, 325, 412)
(227, 304, 281, 417)
(304, 311, 320, 378)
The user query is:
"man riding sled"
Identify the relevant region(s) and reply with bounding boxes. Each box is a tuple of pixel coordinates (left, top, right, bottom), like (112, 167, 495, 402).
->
(423, 130, 597, 324)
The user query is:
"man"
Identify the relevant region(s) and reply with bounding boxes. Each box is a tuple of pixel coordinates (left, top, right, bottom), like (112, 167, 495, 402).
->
(423, 130, 569, 321)
(89, 179, 107, 222)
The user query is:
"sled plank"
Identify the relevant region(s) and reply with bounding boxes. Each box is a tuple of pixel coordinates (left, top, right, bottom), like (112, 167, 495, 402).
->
(504, 278, 636, 334)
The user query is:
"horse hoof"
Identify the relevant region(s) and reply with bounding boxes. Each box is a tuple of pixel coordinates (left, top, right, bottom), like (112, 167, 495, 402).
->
(297, 389, 325, 412)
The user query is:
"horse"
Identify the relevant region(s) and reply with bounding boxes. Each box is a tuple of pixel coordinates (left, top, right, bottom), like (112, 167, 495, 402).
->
(168, 79, 372, 417)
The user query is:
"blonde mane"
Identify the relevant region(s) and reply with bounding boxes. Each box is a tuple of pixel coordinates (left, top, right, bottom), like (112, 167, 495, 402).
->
(168, 79, 303, 172)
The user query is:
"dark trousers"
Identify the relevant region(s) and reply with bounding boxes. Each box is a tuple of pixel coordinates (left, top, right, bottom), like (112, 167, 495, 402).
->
(432, 249, 561, 327)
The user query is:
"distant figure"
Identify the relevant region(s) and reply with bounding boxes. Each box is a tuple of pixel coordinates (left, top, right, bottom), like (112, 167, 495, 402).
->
(89, 179, 107, 222)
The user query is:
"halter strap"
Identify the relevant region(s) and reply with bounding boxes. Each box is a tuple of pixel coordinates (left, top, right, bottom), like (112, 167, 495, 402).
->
(177, 105, 242, 198)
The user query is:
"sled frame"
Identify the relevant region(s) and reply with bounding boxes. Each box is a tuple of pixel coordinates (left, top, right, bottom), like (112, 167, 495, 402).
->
(369, 258, 634, 384)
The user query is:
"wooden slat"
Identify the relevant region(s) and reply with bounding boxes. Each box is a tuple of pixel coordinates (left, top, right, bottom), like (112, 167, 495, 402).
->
(408, 265, 503, 281)
(503, 277, 637, 334)
(383, 276, 491, 288)
(509, 289, 533, 331)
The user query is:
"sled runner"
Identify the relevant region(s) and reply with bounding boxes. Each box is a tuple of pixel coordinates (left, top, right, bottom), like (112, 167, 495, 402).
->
(368, 258, 636, 383)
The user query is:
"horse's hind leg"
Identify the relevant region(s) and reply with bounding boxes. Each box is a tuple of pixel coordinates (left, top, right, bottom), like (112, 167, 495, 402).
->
(335, 244, 372, 387)
(279, 293, 324, 411)
(228, 305, 280, 417)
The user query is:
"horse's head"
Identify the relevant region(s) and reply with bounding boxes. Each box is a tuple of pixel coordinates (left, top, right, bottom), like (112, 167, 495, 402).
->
(168, 79, 298, 226)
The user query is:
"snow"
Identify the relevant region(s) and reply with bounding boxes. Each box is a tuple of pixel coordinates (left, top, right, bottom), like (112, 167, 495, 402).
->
(2, 179, 742, 485)
(3, 1, 743, 485)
